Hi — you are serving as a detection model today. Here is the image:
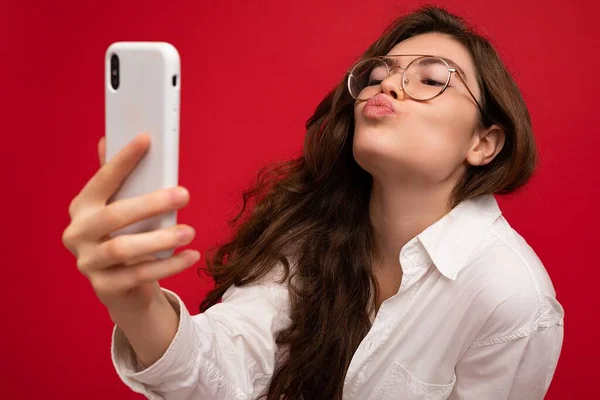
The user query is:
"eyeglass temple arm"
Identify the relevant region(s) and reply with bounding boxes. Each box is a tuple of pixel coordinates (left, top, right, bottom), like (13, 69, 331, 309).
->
(450, 68, 484, 113)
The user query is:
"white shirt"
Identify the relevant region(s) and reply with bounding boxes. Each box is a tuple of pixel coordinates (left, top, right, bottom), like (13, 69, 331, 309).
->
(111, 194, 564, 400)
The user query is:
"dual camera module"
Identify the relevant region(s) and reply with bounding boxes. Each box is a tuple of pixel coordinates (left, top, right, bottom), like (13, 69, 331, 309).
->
(110, 54, 178, 90)
(110, 54, 120, 89)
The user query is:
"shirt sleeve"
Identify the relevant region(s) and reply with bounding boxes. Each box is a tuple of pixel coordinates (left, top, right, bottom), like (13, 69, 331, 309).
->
(111, 276, 291, 400)
(448, 323, 564, 400)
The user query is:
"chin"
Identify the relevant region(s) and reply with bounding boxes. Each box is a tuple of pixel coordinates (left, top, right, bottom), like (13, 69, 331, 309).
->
(354, 121, 394, 146)
(352, 136, 435, 183)
(352, 133, 397, 177)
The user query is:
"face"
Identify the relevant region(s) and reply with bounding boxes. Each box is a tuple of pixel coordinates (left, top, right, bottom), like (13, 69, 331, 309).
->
(352, 32, 492, 186)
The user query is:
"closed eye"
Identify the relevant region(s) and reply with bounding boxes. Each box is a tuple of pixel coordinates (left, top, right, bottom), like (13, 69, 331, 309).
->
(422, 79, 445, 87)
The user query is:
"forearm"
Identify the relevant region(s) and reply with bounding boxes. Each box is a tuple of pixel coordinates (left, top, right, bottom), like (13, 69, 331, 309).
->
(110, 291, 180, 369)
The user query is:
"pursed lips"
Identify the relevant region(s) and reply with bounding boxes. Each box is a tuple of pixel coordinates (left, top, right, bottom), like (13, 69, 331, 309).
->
(362, 94, 396, 117)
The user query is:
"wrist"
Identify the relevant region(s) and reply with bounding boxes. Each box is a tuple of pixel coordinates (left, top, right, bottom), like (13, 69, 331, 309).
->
(108, 290, 173, 326)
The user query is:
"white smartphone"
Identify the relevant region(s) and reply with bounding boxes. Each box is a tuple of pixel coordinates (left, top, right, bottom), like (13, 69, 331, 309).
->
(105, 41, 181, 259)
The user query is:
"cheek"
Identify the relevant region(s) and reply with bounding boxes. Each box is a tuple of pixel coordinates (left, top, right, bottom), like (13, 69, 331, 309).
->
(420, 101, 475, 148)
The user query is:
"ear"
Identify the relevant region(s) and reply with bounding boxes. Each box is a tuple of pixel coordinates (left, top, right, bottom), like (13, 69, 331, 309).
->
(466, 124, 505, 167)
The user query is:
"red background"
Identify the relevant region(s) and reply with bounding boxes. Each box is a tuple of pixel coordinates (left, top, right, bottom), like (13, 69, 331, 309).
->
(3, 0, 598, 398)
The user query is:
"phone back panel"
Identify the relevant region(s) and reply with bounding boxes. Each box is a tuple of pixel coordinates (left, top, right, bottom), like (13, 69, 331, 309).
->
(105, 42, 180, 254)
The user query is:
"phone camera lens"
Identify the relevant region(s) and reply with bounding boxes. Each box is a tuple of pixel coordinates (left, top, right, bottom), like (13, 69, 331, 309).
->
(110, 54, 120, 90)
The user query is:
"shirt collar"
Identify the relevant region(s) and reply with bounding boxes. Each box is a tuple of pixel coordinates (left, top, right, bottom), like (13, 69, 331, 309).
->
(399, 194, 502, 281)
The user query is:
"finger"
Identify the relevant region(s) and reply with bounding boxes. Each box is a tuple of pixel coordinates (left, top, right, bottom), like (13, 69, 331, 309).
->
(98, 136, 106, 166)
(125, 254, 158, 266)
(80, 133, 151, 205)
(96, 250, 201, 292)
(84, 224, 196, 270)
(79, 186, 190, 240)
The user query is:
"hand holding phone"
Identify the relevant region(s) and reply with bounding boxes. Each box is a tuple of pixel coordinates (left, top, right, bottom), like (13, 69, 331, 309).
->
(62, 133, 200, 317)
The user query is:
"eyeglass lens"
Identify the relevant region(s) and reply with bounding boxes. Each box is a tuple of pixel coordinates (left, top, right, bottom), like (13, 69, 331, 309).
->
(349, 56, 450, 101)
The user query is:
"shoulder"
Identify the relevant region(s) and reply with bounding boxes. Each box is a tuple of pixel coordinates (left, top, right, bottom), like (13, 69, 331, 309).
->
(217, 258, 292, 316)
(457, 216, 564, 345)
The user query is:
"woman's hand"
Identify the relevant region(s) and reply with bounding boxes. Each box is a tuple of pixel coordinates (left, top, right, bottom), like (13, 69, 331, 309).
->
(62, 133, 200, 317)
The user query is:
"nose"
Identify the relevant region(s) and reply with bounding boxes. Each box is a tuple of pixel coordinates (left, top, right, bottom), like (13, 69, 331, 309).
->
(379, 70, 405, 100)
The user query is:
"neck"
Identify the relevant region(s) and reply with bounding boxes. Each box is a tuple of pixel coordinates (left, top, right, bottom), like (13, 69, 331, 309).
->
(368, 177, 456, 267)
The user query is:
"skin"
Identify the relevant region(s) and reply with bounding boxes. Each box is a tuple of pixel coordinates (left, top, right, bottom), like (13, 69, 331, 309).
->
(352, 33, 505, 308)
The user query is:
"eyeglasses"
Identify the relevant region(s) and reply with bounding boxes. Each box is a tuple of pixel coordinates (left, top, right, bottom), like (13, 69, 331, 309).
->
(347, 54, 484, 113)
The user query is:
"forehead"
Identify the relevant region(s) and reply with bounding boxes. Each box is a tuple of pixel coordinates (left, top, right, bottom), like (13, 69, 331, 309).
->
(386, 33, 476, 81)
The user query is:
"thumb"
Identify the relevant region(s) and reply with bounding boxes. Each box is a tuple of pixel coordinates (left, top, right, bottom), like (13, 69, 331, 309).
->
(98, 136, 106, 166)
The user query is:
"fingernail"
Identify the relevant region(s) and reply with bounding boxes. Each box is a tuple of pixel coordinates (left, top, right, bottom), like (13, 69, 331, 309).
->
(177, 227, 194, 243)
(172, 187, 189, 202)
(188, 251, 201, 263)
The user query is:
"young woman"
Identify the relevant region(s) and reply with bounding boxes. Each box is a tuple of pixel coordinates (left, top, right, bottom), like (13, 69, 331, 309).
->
(62, 5, 564, 400)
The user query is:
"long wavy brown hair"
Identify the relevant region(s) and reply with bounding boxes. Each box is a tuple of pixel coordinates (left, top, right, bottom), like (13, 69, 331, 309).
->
(199, 5, 537, 399)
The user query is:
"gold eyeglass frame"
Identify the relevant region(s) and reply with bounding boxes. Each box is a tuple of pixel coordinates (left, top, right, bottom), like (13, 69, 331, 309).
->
(347, 54, 484, 114)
